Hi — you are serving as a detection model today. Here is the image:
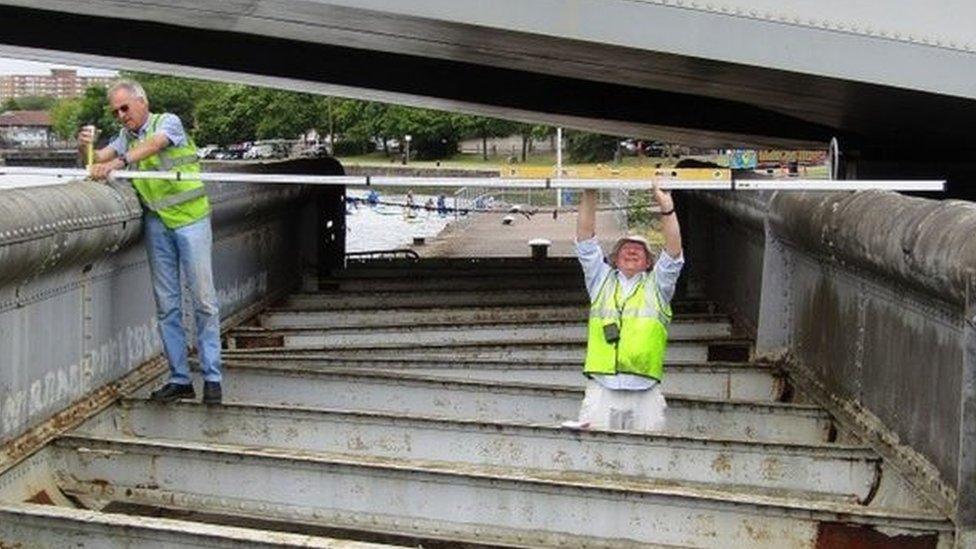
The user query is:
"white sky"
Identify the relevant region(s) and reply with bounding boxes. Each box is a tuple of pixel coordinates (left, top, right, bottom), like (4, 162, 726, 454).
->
(0, 57, 117, 76)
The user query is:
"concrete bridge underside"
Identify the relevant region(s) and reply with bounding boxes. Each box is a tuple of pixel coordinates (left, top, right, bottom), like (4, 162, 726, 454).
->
(0, 1, 975, 166)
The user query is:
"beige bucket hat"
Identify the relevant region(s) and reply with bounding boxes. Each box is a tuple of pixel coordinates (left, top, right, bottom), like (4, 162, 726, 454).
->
(609, 234, 653, 266)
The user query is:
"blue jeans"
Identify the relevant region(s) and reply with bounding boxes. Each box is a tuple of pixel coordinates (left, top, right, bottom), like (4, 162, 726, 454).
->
(144, 213, 222, 385)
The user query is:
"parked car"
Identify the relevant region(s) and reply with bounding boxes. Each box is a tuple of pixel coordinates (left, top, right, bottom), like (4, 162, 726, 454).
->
(196, 145, 219, 159)
(216, 144, 248, 160)
(244, 144, 277, 160)
(300, 144, 330, 158)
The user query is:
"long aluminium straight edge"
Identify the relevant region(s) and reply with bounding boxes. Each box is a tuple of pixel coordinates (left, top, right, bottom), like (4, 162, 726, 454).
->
(0, 167, 946, 191)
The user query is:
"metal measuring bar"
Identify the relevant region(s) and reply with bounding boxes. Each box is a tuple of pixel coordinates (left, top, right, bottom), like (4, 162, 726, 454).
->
(734, 179, 946, 191)
(0, 166, 945, 192)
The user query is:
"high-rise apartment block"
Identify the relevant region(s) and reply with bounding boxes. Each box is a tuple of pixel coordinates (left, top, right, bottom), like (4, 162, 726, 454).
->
(0, 69, 114, 103)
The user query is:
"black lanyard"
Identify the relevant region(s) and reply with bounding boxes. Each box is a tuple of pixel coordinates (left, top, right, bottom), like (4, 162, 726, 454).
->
(612, 272, 645, 318)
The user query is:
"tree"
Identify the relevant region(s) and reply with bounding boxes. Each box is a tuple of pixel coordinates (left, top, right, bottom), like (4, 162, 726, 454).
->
(75, 86, 118, 147)
(459, 116, 518, 160)
(49, 98, 83, 140)
(193, 85, 329, 146)
(326, 98, 382, 155)
(373, 106, 465, 160)
(566, 131, 619, 163)
(354, 101, 391, 155)
(124, 72, 207, 130)
(2, 95, 57, 111)
(193, 85, 260, 146)
(254, 89, 326, 141)
(513, 123, 555, 162)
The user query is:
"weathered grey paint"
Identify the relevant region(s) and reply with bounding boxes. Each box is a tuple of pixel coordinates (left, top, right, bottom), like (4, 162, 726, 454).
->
(684, 190, 769, 334)
(48, 434, 954, 548)
(0, 181, 142, 285)
(960, 274, 976, 540)
(0, 501, 393, 548)
(0, 178, 308, 448)
(226, 340, 718, 363)
(259, 305, 725, 329)
(81, 399, 879, 501)
(221, 357, 782, 400)
(215, 363, 833, 444)
(237, 320, 731, 347)
(767, 191, 970, 492)
(686, 189, 974, 540)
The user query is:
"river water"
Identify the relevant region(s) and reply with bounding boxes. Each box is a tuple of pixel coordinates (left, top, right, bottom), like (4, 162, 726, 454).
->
(344, 190, 454, 252)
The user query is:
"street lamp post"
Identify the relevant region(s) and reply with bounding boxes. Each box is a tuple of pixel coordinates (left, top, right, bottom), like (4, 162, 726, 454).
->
(405, 134, 412, 164)
(556, 127, 563, 208)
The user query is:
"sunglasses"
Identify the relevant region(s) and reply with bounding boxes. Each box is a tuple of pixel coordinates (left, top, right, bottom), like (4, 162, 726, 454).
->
(111, 104, 131, 117)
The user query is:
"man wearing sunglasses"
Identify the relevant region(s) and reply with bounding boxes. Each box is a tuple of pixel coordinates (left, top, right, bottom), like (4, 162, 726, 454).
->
(78, 79, 222, 405)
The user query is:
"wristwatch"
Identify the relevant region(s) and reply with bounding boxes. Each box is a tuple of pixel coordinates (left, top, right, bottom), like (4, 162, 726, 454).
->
(119, 153, 131, 168)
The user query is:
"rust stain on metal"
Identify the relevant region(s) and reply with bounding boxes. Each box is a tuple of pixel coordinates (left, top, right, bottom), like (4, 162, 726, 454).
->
(0, 357, 166, 477)
(550, 450, 573, 468)
(743, 518, 772, 543)
(346, 435, 368, 452)
(760, 457, 784, 481)
(816, 522, 938, 548)
(24, 490, 54, 505)
(691, 513, 718, 539)
(201, 426, 230, 439)
(710, 453, 732, 475)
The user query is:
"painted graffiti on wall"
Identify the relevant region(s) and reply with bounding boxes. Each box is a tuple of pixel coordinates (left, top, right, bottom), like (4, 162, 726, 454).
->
(218, 271, 268, 317)
(1, 316, 158, 439)
(1, 270, 269, 441)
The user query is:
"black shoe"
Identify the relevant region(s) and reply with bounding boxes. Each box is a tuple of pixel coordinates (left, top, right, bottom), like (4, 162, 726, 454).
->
(150, 383, 195, 403)
(203, 381, 222, 405)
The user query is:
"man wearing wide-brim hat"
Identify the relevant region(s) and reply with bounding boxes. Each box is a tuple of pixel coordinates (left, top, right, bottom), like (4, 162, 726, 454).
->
(564, 181, 683, 432)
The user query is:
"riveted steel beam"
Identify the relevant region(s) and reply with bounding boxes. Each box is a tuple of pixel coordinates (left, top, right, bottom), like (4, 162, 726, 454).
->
(285, 289, 590, 310)
(220, 357, 783, 401)
(223, 339, 752, 364)
(282, 292, 717, 312)
(258, 306, 731, 331)
(0, 501, 395, 548)
(320, 274, 586, 292)
(213, 363, 829, 443)
(50, 435, 953, 549)
(85, 398, 878, 501)
(336, 259, 583, 278)
(228, 321, 734, 349)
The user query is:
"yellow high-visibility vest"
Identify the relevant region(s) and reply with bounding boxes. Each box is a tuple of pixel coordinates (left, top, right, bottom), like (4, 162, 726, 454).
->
(129, 113, 209, 228)
(583, 271, 671, 381)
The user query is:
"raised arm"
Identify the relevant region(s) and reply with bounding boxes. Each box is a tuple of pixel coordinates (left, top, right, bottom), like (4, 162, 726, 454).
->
(576, 189, 597, 240)
(653, 181, 682, 259)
